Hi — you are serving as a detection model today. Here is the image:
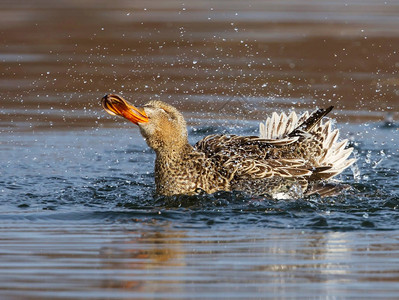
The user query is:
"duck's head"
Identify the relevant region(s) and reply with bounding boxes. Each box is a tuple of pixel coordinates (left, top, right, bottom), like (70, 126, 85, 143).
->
(102, 94, 188, 152)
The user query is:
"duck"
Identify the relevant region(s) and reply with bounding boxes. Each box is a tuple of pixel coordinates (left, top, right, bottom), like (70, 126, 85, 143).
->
(101, 94, 356, 199)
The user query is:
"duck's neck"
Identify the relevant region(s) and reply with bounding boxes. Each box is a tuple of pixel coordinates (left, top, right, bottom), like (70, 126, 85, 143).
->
(154, 142, 196, 196)
(155, 142, 194, 163)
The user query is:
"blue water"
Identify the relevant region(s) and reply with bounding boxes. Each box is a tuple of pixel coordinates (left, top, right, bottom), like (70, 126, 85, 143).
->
(0, 120, 398, 298)
(1, 122, 398, 229)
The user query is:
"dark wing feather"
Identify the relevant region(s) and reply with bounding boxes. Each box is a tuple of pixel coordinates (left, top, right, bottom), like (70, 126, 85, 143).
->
(194, 134, 312, 181)
(289, 106, 334, 138)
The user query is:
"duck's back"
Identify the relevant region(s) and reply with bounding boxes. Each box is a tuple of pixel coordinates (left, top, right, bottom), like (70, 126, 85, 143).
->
(194, 107, 355, 198)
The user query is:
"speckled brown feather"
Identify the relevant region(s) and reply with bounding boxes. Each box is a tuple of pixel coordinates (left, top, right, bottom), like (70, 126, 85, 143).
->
(154, 144, 231, 196)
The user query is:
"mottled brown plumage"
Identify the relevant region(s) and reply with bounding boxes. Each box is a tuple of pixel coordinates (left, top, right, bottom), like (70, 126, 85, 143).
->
(101, 94, 355, 198)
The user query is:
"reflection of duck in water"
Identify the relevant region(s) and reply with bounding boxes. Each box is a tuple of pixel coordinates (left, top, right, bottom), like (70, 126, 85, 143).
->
(102, 94, 355, 199)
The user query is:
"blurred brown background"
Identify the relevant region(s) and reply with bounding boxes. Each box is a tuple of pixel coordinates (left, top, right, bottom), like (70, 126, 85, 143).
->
(1, 0, 398, 131)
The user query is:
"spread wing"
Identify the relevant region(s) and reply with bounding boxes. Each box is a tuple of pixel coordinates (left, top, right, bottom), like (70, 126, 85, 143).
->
(195, 106, 355, 184)
(259, 107, 356, 180)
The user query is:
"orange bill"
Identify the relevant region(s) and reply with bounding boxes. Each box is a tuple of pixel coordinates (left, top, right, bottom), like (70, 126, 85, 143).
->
(101, 94, 148, 124)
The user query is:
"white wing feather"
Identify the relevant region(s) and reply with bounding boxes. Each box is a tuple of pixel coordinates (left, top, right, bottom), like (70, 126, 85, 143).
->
(259, 109, 355, 179)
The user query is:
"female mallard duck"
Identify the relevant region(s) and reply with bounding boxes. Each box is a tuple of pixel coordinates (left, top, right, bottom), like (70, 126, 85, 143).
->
(102, 94, 355, 199)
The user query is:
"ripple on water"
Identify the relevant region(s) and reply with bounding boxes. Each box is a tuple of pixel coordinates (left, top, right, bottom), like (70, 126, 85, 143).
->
(8, 181, 396, 231)
(0, 123, 398, 231)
